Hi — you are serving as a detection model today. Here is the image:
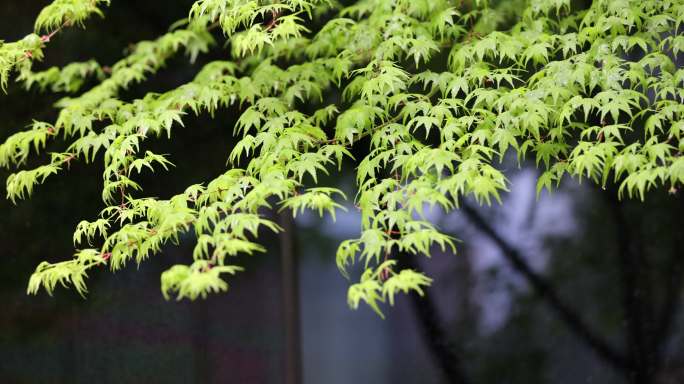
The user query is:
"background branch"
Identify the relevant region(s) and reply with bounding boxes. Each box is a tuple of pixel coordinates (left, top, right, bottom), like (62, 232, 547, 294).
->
(459, 202, 631, 374)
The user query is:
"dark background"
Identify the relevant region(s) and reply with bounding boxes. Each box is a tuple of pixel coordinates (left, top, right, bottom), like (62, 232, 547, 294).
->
(0, 1, 683, 383)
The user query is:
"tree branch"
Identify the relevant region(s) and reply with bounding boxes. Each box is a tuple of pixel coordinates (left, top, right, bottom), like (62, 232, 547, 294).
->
(459, 202, 631, 374)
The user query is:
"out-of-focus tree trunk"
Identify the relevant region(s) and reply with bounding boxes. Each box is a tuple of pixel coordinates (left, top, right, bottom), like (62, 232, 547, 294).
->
(280, 212, 301, 384)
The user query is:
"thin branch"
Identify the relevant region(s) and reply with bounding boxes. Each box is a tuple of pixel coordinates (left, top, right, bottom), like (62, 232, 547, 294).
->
(459, 202, 631, 374)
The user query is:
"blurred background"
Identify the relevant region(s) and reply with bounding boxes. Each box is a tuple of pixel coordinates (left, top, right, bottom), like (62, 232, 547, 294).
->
(0, 1, 683, 383)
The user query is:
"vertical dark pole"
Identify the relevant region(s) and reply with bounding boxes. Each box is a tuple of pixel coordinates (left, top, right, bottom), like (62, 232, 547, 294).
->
(193, 300, 210, 383)
(63, 305, 78, 383)
(279, 212, 302, 384)
(398, 252, 471, 384)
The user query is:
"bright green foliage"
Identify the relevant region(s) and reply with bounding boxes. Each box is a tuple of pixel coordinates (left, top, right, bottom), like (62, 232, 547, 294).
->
(18, 60, 104, 93)
(0, 34, 44, 92)
(34, 0, 111, 32)
(1, 0, 683, 316)
(0, 0, 109, 91)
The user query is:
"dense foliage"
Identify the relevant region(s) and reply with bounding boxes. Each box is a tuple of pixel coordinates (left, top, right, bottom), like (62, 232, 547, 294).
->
(0, 0, 682, 316)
